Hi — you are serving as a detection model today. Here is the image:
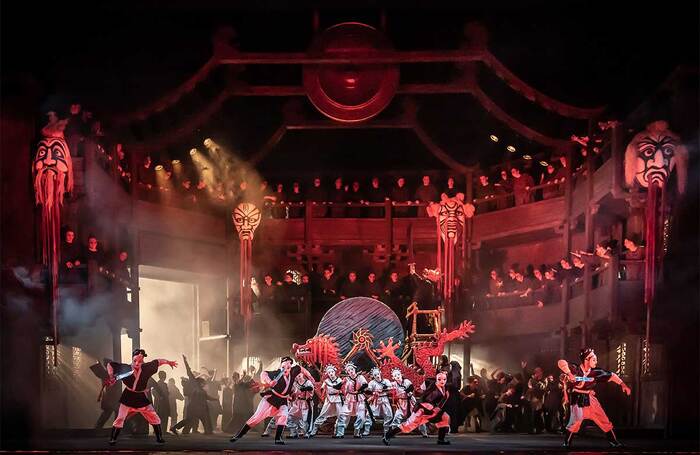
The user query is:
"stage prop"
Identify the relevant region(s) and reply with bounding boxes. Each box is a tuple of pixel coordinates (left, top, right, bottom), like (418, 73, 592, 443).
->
(292, 297, 475, 391)
(305, 22, 399, 123)
(315, 297, 404, 371)
(232, 202, 262, 365)
(624, 120, 688, 343)
(427, 193, 475, 329)
(33, 114, 74, 360)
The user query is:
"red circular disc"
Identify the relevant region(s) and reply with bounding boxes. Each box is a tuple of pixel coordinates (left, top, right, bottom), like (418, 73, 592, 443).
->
(303, 22, 400, 123)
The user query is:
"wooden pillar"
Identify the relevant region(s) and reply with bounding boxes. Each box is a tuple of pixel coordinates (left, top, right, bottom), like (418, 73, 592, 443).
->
(304, 201, 311, 246)
(385, 199, 393, 252)
(464, 170, 473, 279)
(225, 208, 236, 377)
(128, 149, 140, 354)
(560, 148, 574, 357)
(582, 119, 596, 347)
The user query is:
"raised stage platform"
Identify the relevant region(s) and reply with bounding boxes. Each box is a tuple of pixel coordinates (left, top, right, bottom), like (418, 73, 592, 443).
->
(6, 431, 698, 453)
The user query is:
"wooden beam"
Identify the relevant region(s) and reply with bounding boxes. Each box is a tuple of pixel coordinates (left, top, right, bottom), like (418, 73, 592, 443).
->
(219, 49, 484, 65)
(285, 120, 414, 130)
(227, 83, 473, 96)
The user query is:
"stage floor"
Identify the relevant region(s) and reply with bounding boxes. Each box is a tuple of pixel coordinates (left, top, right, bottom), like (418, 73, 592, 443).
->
(9, 431, 699, 453)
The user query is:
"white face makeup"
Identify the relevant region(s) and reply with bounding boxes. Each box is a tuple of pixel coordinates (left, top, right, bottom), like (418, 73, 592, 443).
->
(371, 368, 382, 381)
(345, 364, 357, 377)
(391, 370, 402, 382)
(436, 372, 447, 387)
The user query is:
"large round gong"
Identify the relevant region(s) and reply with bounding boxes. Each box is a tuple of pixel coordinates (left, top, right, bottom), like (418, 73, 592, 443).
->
(303, 22, 400, 123)
(317, 297, 404, 371)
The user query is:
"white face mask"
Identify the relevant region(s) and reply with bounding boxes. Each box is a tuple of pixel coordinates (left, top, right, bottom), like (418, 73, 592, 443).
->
(391, 371, 402, 382)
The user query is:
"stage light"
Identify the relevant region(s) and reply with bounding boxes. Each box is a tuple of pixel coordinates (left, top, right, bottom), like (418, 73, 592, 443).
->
(540, 161, 549, 167)
(203, 138, 213, 148)
(190, 148, 198, 156)
(506, 145, 516, 153)
(523, 154, 532, 160)
(172, 159, 181, 165)
(489, 134, 499, 142)
(155, 164, 164, 171)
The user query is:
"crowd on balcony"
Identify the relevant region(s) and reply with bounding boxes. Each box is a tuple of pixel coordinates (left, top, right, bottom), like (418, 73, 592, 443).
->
(51, 100, 614, 222)
(476, 235, 646, 310)
(249, 262, 458, 327)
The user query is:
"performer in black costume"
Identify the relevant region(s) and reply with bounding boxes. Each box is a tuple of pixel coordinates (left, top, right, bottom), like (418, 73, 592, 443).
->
(383, 371, 452, 445)
(557, 348, 631, 448)
(230, 356, 315, 445)
(106, 349, 178, 445)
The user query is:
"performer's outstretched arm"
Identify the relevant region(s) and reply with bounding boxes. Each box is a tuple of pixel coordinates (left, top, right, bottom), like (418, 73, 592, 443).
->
(608, 372, 631, 395)
(183, 355, 195, 380)
(157, 359, 178, 369)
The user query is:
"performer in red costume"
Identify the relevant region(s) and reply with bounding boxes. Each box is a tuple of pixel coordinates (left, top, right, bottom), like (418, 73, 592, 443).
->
(106, 349, 178, 445)
(383, 371, 452, 445)
(558, 348, 631, 448)
(230, 356, 315, 445)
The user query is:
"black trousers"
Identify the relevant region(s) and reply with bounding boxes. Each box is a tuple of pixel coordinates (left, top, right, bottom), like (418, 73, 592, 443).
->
(173, 412, 212, 434)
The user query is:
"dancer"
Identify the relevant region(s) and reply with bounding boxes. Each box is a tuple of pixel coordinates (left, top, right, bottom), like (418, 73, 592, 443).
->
(286, 371, 316, 438)
(308, 364, 344, 438)
(261, 370, 315, 438)
(363, 367, 394, 436)
(383, 371, 452, 445)
(106, 349, 178, 445)
(388, 368, 428, 437)
(558, 348, 630, 448)
(230, 356, 315, 445)
(336, 362, 368, 438)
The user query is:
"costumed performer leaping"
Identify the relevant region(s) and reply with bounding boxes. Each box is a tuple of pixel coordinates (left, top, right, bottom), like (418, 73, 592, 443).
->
(383, 371, 452, 445)
(558, 348, 631, 448)
(106, 349, 178, 445)
(230, 356, 315, 445)
(388, 367, 428, 437)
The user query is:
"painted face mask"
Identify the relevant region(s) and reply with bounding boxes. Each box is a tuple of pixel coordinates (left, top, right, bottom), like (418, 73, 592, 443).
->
(625, 121, 688, 194)
(427, 193, 475, 243)
(232, 202, 261, 240)
(391, 369, 402, 382)
(34, 137, 73, 210)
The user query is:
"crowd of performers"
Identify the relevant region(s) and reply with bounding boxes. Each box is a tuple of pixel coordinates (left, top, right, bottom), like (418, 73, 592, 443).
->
(101, 346, 632, 448)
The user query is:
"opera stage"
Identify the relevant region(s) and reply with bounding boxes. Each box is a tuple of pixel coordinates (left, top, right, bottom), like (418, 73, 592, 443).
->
(11, 431, 698, 453)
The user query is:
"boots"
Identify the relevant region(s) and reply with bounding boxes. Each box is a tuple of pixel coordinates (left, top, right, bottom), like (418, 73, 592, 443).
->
(274, 425, 286, 445)
(382, 427, 401, 445)
(108, 427, 121, 446)
(230, 424, 250, 442)
(606, 430, 624, 448)
(152, 424, 165, 443)
(437, 427, 450, 445)
(563, 430, 574, 448)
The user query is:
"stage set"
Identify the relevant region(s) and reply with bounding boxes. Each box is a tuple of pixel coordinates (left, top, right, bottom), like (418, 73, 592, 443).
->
(1, 2, 698, 454)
